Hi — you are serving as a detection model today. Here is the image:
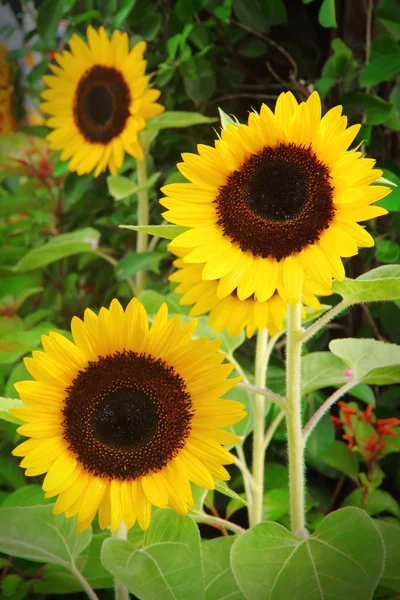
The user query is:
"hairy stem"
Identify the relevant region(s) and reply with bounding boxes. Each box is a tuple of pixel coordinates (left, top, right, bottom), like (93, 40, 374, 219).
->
(112, 522, 130, 600)
(136, 158, 149, 294)
(191, 510, 245, 534)
(286, 301, 306, 535)
(237, 381, 286, 410)
(302, 380, 359, 443)
(301, 300, 348, 344)
(249, 329, 269, 527)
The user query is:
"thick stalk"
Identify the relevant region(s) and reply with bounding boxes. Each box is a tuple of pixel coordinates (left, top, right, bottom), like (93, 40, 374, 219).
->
(286, 301, 306, 535)
(135, 158, 149, 294)
(113, 522, 130, 600)
(250, 329, 269, 527)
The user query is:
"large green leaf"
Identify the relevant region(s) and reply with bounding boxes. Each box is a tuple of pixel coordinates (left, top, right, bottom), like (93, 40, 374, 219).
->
(147, 111, 217, 130)
(329, 338, 400, 385)
(34, 533, 113, 594)
(0, 505, 91, 567)
(332, 265, 400, 304)
(202, 537, 244, 600)
(231, 508, 384, 599)
(101, 508, 204, 599)
(302, 351, 348, 393)
(14, 229, 100, 272)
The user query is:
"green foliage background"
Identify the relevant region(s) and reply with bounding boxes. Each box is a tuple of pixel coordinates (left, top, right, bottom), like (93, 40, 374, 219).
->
(0, 0, 399, 598)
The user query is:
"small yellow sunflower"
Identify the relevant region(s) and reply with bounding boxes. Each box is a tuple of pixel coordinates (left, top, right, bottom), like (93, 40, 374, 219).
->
(41, 27, 164, 176)
(11, 299, 245, 533)
(161, 92, 390, 305)
(170, 249, 327, 338)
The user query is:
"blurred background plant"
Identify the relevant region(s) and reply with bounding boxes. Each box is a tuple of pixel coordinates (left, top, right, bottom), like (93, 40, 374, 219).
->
(0, 0, 399, 598)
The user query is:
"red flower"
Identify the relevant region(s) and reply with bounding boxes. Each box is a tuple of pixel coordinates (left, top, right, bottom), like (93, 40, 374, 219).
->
(376, 417, 400, 438)
(342, 433, 355, 449)
(362, 404, 374, 424)
(338, 401, 357, 427)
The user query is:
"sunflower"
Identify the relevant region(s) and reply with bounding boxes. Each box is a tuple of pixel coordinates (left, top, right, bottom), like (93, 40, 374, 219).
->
(161, 92, 390, 306)
(11, 299, 245, 533)
(41, 27, 164, 176)
(170, 249, 327, 338)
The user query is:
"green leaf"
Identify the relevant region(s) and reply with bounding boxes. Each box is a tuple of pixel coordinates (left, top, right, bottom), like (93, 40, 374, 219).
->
(360, 52, 400, 87)
(112, 0, 137, 27)
(318, 0, 337, 27)
(202, 536, 245, 600)
(27, 59, 50, 85)
(232, 0, 286, 33)
(332, 265, 400, 304)
(116, 251, 166, 278)
(120, 224, 188, 239)
(0, 397, 24, 424)
(69, 10, 101, 25)
(262, 488, 290, 521)
(376, 239, 400, 263)
(378, 170, 400, 211)
(147, 111, 217, 130)
(14, 228, 100, 271)
(342, 489, 400, 518)
(231, 507, 384, 600)
(101, 508, 204, 599)
(0, 505, 92, 566)
(64, 172, 92, 204)
(302, 351, 348, 393)
(214, 480, 248, 506)
(181, 57, 217, 103)
(342, 91, 394, 125)
(319, 441, 360, 481)
(37, 0, 65, 47)
(329, 338, 400, 384)
(2, 485, 51, 507)
(374, 520, 400, 593)
(34, 532, 113, 593)
(107, 172, 161, 200)
(264, 462, 288, 490)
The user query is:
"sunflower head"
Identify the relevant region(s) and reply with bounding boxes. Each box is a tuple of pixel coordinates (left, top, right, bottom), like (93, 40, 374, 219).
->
(11, 299, 245, 533)
(41, 26, 164, 176)
(161, 92, 390, 305)
(169, 247, 328, 338)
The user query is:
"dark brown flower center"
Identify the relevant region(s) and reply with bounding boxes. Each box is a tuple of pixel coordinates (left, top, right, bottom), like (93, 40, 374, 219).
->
(62, 351, 192, 480)
(74, 66, 130, 144)
(215, 143, 335, 261)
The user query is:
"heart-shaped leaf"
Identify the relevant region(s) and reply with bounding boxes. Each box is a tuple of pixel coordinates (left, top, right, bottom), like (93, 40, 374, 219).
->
(231, 507, 384, 599)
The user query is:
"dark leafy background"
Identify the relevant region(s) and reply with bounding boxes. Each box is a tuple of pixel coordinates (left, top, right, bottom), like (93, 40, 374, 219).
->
(0, 0, 399, 598)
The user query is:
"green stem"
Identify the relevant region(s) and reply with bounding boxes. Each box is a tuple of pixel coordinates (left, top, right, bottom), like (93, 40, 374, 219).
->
(302, 379, 359, 443)
(286, 301, 306, 535)
(136, 158, 149, 294)
(249, 329, 269, 527)
(263, 409, 285, 451)
(113, 522, 130, 600)
(300, 300, 347, 344)
(70, 562, 100, 600)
